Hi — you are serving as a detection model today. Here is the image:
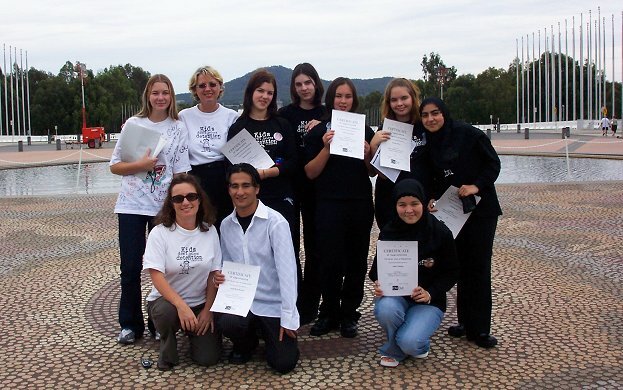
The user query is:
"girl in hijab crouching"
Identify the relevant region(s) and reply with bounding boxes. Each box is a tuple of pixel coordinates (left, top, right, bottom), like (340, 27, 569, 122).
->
(369, 179, 458, 367)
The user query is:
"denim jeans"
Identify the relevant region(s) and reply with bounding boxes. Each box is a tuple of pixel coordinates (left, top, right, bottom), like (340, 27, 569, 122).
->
(374, 296, 444, 361)
(118, 213, 154, 336)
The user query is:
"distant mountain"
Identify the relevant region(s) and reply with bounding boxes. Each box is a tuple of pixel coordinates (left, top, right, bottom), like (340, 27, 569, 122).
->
(176, 65, 392, 108)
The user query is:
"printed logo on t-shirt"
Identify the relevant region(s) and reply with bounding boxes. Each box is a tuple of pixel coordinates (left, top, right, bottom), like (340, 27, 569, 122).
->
(254, 131, 278, 147)
(177, 246, 204, 275)
(144, 165, 166, 193)
(196, 125, 222, 152)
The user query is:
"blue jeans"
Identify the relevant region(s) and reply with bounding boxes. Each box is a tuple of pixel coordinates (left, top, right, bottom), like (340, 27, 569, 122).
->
(118, 213, 154, 335)
(374, 296, 444, 361)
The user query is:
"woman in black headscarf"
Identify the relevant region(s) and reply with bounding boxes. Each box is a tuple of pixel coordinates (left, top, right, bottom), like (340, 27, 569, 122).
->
(420, 97, 502, 349)
(370, 179, 457, 367)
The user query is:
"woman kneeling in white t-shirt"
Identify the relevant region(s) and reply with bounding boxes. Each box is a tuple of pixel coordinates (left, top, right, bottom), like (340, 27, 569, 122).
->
(143, 173, 223, 370)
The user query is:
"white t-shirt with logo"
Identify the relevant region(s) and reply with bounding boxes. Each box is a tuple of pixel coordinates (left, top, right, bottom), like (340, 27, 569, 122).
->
(179, 104, 239, 166)
(143, 223, 221, 307)
(110, 116, 191, 216)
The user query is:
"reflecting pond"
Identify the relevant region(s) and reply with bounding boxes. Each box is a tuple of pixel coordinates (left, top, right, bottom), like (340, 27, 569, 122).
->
(1, 155, 623, 196)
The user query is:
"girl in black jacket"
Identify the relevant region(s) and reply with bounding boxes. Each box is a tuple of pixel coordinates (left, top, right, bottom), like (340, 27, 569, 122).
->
(370, 179, 458, 367)
(421, 97, 502, 349)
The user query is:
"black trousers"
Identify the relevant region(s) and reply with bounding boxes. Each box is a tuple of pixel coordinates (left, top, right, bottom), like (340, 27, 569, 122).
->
(219, 312, 299, 374)
(455, 215, 498, 337)
(296, 186, 322, 320)
(315, 198, 374, 322)
(190, 161, 233, 230)
(373, 177, 395, 232)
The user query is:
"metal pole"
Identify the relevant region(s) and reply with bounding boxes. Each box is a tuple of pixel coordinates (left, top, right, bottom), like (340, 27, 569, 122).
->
(14, 47, 20, 136)
(521, 36, 525, 124)
(532, 32, 536, 125)
(20, 49, 26, 137)
(528, 34, 532, 123)
(545, 31, 550, 122)
(588, 15, 592, 121)
(538, 30, 542, 122)
(26, 50, 31, 136)
(9, 46, 14, 139)
(2, 44, 7, 136)
(551, 25, 556, 122)
(597, 8, 602, 115)
(558, 23, 563, 124)
(594, 20, 599, 119)
(565, 19, 569, 122)
(580, 14, 584, 121)
(516, 39, 520, 126)
(573, 16, 577, 121)
(602, 16, 606, 116)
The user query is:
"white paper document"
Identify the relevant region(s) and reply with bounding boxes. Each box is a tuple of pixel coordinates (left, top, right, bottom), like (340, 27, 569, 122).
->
(329, 110, 366, 159)
(432, 186, 481, 238)
(221, 130, 275, 169)
(210, 261, 261, 317)
(116, 121, 166, 177)
(377, 240, 419, 296)
(371, 140, 418, 183)
(379, 118, 413, 171)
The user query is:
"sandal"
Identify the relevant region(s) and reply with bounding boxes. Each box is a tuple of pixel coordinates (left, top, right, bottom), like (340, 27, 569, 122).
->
(379, 356, 400, 367)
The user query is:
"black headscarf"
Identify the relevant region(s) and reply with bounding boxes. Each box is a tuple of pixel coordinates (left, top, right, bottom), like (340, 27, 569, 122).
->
(380, 179, 431, 242)
(419, 97, 458, 170)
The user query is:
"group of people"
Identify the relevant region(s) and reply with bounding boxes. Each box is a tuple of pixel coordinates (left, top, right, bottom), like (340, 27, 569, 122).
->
(600, 116, 618, 136)
(109, 62, 502, 373)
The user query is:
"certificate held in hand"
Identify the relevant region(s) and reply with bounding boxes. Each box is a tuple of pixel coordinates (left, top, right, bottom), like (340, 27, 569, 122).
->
(329, 110, 366, 160)
(377, 240, 418, 296)
(210, 261, 261, 317)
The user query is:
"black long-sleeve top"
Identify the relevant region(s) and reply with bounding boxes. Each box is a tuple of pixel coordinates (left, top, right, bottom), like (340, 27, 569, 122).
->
(304, 119, 375, 201)
(227, 116, 298, 201)
(426, 121, 502, 218)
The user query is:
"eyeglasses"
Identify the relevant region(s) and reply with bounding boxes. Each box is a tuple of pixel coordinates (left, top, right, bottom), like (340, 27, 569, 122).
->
(171, 193, 199, 203)
(197, 82, 220, 89)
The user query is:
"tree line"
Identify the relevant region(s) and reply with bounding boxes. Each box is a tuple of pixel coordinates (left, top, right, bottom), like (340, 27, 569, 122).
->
(1, 53, 620, 136)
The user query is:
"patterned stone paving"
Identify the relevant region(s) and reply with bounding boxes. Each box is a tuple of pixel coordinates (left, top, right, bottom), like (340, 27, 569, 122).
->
(0, 182, 622, 388)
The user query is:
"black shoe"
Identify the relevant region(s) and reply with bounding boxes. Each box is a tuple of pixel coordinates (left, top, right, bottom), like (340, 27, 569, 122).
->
(229, 350, 253, 364)
(309, 318, 338, 336)
(157, 360, 174, 371)
(340, 320, 358, 338)
(473, 334, 498, 348)
(447, 324, 466, 338)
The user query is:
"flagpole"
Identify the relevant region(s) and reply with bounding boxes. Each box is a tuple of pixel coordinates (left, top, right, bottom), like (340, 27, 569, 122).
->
(521, 36, 525, 124)
(526, 34, 532, 123)
(565, 19, 569, 122)
(551, 25, 556, 122)
(26, 50, 31, 137)
(571, 15, 578, 120)
(545, 29, 550, 122)
(588, 13, 592, 121)
(538, 30, 542, 122)
(558, 22, 563, 122)
(14, 47, 21, 137)
(602, 16, 606, 116)
(532, 32, 536, 126)
(9, 46, 15, 140)
(516, 38, 519, 126)
(20, 49, 26, 137)
(579, 14, 584, 121)
(3, 44, 7, 137)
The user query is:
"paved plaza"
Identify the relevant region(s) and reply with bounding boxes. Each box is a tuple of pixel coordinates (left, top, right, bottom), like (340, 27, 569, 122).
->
(0, 132, 622, 388)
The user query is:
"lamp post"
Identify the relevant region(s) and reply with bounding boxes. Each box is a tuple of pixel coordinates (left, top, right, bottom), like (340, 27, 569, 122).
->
(436, 66, 448, 99)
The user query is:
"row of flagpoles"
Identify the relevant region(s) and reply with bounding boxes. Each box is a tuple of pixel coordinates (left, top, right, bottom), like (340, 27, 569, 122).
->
(516, 7, 623, 126)
(0, 44, 31, 138)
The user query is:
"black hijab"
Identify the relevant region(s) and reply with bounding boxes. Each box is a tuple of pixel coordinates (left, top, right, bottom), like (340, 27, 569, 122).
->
(380, 179, 432, 242)
(419, 97, 458, 170)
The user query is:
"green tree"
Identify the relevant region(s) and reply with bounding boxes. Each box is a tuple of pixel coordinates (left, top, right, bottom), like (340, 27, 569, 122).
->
(421, 52, 457, 99)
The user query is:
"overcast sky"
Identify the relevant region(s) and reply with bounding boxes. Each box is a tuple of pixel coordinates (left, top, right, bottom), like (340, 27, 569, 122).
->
(1, 1, 622, 94)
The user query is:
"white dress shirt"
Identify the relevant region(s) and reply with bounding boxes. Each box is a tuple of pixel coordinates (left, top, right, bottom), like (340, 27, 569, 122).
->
(220, 200, 299, 330)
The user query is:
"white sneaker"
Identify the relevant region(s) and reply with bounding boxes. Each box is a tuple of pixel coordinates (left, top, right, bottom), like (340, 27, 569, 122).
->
(414, 350, 429, 359)
(117, 328, 135, 344)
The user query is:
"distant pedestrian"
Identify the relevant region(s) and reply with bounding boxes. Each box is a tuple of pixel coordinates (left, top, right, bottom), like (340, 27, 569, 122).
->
(601, 116, 610, 136)
(611, 118, 618, 137)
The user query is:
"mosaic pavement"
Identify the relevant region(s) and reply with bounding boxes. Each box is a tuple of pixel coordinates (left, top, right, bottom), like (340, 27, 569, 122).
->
(0, 182, 621, 389)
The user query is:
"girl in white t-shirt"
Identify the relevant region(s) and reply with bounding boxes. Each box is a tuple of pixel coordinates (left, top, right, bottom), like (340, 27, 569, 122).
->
(110, 74, 191, 345)
(144, 173, 222, 370)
